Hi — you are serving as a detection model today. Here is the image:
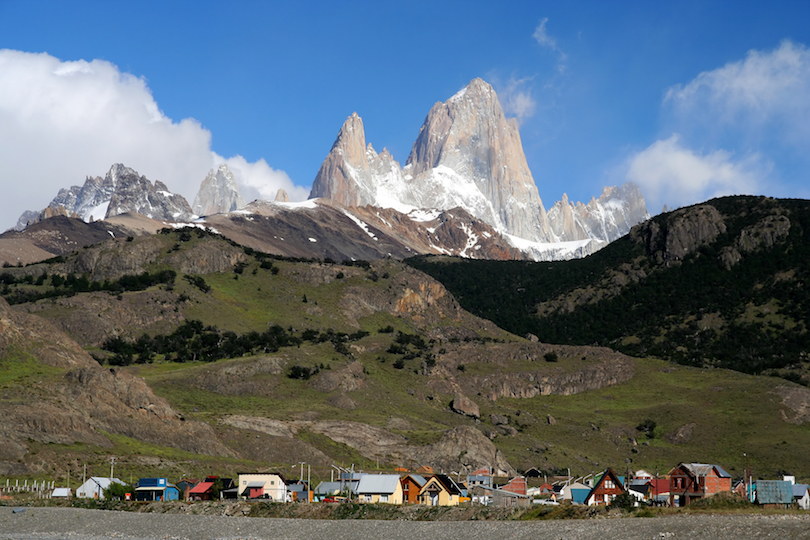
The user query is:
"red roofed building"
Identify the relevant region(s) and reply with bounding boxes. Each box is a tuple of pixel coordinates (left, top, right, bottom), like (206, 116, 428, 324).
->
(188, 481, 215, 501)
(500, 476, 527, 496)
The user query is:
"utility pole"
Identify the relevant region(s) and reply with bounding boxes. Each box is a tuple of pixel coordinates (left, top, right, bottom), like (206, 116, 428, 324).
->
(110, 457, 116, 480)
(744, 452, 751, 502)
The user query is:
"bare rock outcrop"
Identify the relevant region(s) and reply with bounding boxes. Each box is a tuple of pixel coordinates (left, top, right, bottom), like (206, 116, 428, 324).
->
(411, 426, 515, 475)
(310, 361, 366, 393)
(0, 296, 232, 474)
(666, 423, 696, 444)
(719, 214, 791, 269)
(775, 385, 810, 424)
(451, 393, 480, 418)
(634, 204, 726, 264)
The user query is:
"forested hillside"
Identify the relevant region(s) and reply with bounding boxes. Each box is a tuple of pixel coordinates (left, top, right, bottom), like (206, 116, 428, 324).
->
(408, 196, 810, 382)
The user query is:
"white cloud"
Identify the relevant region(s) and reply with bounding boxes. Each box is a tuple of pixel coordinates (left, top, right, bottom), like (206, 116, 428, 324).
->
(626, 134, 770, 212)
(495, 77, 537, 125)
(0, 49, 307, 231)
(218, 155, 309, 203)
(664, 40, 810, 147)
(532, 18, 567, 71)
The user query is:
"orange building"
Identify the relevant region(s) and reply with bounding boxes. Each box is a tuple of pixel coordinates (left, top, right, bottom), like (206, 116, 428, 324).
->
(400, 474, 427, 504)
(667, 463, 732, 506)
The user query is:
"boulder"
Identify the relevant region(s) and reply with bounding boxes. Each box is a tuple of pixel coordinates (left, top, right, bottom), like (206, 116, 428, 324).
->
(451, 393, 480, 419)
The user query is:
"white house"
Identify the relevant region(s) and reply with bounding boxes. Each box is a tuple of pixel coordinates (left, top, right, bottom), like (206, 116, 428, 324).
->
(237, 472, 287, 502)
(792, 483, 810, 510)
(75, 477, 125, 499)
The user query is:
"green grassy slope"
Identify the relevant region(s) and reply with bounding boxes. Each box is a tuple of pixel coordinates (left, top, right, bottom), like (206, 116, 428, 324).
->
(3, 225, 810, 484)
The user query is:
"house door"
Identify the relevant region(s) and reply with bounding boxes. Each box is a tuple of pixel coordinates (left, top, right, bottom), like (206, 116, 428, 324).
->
(430, 493, 438, 506)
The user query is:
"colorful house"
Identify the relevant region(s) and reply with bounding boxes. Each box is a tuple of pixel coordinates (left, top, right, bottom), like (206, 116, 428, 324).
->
(667, 463, 731, 507)
(560, 481, 591, 504)
(356, 474, 403, 504)
(188, 481, 216, 501)
(586, 469, 625, 506)
(400, 474, 427, 504)
(418, 474, 462, 506)
(135, 478, 179, 501)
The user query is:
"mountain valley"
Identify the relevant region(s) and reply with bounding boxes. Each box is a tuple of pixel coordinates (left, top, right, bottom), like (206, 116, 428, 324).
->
(1, 225, 810, 485)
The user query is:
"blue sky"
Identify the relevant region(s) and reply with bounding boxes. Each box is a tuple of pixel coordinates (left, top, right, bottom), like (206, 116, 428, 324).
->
(2, 0, 810, 231)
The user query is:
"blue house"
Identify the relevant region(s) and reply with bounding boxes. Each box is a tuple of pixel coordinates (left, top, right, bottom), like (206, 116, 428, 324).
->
(135, 478, 180, 502)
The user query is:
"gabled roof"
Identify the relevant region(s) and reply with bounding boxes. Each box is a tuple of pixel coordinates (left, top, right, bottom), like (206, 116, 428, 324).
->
(677, 463, 731, 479)
(586, 468, 625, 503)
(188, 481, 214, 494)
(793, 484, 809, 498)
(429, 474, 462, 495)
(81, 477, 124, 490)
(524, 467, 543, 478)
(590, 469, 624, 492)
(401, 474, 427, 487)
(357, 474, 400, 495)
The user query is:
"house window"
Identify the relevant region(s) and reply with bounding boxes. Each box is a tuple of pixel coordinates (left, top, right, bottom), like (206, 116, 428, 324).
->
(604, 480, 614, 489)
(363, 495, 372, 502)
(380, 494, 389, 502)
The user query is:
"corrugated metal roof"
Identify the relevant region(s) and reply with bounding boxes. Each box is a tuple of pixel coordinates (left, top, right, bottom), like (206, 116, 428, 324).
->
(356, 474, 400, 495)
(757, 480, 794, 505)
(245, 481, 265, 488)
(410, 474, 426, 486)
(682, 463, 731, 478)
(793, 484, 809, 498)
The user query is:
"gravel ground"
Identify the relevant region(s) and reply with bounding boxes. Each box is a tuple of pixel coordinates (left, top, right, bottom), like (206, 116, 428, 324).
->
(1, 507, 810, 540)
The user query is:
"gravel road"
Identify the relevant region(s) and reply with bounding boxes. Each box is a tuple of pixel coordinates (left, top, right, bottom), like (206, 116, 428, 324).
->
(1, 507, 809, 540)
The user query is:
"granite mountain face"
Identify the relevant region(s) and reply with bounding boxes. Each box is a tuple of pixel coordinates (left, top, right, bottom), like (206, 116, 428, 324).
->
(13, 78, 648, 263)
(192, 164, 246, 216)
(15, 164, 195, 230)
(310, 78, 650, 259)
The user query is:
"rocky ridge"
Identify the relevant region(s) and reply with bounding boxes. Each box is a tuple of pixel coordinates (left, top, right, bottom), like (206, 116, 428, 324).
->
(15, 164, 195, 230)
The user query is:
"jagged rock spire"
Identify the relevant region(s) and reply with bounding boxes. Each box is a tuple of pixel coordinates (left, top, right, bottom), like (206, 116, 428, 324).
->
(192, 164, 246, 216)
